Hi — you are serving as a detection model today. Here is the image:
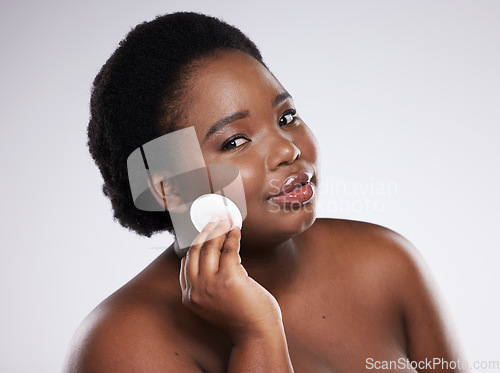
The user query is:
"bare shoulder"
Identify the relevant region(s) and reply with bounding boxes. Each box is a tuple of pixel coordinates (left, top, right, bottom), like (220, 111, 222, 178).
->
(306, 217, 422, 275)
(62, 251, 204, 372)
(307, 218, 466, 366)
(309, 217, 443, 306)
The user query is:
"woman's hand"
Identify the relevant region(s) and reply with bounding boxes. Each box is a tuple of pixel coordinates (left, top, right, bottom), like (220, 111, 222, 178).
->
(179, 216, 282, 344)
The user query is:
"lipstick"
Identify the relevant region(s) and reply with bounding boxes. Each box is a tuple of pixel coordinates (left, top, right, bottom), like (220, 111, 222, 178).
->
(268, 171, 315, 206)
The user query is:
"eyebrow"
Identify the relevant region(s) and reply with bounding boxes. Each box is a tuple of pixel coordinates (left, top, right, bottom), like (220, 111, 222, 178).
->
(203, 111, 250, 143)
(272, 91, 292, 107)
(202, 91, 293, 143)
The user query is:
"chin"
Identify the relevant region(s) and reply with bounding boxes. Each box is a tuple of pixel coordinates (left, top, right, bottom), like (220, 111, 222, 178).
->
(281, 203, 317, 238)
(243, 202, 317, 242)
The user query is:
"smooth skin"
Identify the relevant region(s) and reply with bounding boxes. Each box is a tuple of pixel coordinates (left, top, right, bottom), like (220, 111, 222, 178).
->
(64, 51, 467, 372)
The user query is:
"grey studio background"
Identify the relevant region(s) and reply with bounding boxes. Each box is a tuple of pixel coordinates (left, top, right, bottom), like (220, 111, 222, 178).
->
(1, 0, 499, 371)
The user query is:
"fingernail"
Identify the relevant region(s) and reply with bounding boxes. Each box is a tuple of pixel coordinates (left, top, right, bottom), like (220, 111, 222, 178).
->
(209, 216, 221, 223)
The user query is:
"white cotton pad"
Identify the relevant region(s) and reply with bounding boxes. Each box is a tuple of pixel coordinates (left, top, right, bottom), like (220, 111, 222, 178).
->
(190, 194, 243, 232)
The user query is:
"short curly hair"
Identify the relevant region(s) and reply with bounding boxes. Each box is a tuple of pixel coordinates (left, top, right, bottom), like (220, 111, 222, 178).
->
(87, 12, 265, 237)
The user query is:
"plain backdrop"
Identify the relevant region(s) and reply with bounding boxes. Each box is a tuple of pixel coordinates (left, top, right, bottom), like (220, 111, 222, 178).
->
(1, 0, 498, 371)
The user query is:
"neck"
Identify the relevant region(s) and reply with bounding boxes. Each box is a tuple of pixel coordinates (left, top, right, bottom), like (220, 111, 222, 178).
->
(239, 235, 300, 296)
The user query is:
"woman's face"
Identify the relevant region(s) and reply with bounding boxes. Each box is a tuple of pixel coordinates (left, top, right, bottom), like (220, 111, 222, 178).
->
(174, 50, 320, 248)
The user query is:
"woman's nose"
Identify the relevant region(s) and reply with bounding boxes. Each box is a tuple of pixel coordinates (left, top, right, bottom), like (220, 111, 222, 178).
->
(265, 134, 301, 171)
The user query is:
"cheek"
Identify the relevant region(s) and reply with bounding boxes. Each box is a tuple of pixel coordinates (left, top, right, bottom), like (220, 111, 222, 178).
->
(238, 163, 264, 204)
(234, 155, 276, 221)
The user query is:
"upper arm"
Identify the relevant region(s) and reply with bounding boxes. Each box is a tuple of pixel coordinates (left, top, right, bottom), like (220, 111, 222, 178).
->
(381, 228, 468, 372)
(62, 305, 201, 373)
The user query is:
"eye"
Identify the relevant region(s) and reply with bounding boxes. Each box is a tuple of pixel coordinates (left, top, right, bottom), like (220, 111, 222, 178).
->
(279, 109, 297, 126)
(221, 136, 249, 151)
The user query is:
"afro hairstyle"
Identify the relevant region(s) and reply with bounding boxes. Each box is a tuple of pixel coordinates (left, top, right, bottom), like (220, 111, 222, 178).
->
(87, 12, 265, 237)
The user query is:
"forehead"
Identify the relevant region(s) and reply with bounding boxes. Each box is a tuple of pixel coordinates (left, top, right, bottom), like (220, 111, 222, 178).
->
(180, 50, 285, 131)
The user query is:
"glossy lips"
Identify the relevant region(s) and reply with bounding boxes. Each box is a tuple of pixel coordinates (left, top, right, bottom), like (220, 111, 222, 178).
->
(268, 171, 315, 206)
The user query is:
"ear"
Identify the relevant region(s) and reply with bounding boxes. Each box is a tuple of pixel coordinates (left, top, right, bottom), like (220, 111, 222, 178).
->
(148, 173, 188, 214)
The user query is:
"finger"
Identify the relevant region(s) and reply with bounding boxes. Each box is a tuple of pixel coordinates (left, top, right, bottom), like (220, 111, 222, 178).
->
(184, 247, 200, 286)
(179, 256, 187, 292)
(190, 216, 222, 248)
(199, 218, 232, 276)
(204, 216, 232, 242)
(185, 217, 222, 280)
(219, 226, 243, 272)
